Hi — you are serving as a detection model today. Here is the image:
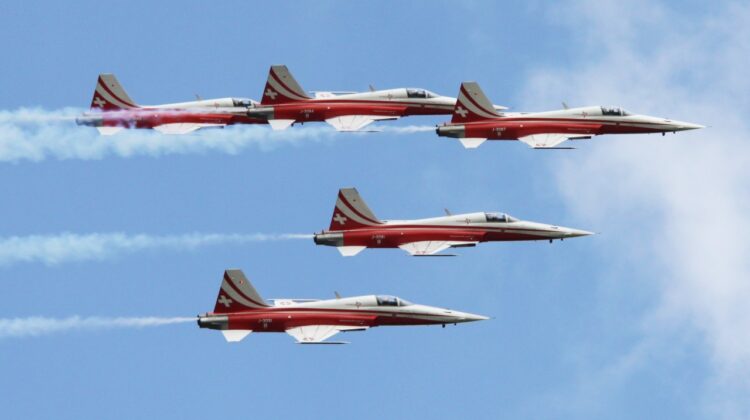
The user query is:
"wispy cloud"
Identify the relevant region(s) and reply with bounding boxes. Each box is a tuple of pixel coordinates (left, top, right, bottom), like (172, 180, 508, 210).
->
(0, 108, 436, 162)
(523, 0, 750, 416)
(0, 232, 311, 266)
(0, 316, 194, 339)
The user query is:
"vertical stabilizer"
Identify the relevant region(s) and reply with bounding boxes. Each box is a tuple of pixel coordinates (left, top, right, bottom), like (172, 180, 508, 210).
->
(451, 82, 499, 123)
(213, 269, 270, 314)
(328, 188, 382, 231)
(90, 73, 139, 111)
(261, 65, 311, 105)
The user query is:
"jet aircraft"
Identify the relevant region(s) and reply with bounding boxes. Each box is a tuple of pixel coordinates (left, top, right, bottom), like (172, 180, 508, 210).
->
(198, 269, 488, 344)
(313, 188, 593, 256)
(246, 65, 507, 132)
(76, 74, 265, 135)
(436, 82, 704, 149)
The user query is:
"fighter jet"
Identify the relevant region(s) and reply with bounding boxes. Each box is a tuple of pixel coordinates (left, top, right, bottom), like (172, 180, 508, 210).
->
(246, 65, 506, 132)
(436, 82, 704, 149)
(198, 269, 488, 344)
(76, 74, 266, 135)
(313, 188, 593, 256)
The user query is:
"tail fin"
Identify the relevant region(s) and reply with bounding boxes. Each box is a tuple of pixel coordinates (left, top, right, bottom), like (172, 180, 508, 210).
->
(90, 73, 139, 111)
(328, 188, 382, 231)
(451, 82, 500, 123)
(261, 65, 311, 105)
(213, 269, 270, 314)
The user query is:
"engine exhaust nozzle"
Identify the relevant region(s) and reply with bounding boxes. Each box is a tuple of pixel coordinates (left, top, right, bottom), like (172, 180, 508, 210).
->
(197, 314, 229, 330)
(313, 231, 344, 247)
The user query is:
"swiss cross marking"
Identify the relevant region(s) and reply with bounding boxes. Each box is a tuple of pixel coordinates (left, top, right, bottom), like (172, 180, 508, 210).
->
(455, 106, 468, 118)
(333, 213, 348, 225)
(93, 97, 106, 108)
(218, 295, 233, 307)
(265, 89, 278, 99)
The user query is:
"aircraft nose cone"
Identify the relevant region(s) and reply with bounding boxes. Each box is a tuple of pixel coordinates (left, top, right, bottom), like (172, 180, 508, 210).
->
(563, 228, 595, 238)
(667, 120, 705, 131)
(456, 311, 490, 322)
(681, 122, 705, 130)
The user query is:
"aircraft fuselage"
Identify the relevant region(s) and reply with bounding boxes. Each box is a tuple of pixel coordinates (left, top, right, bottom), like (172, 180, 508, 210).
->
(199, 295, 486, 333)
(76, 107, 265, 130)
(314, 212, 592, 250)
(437, 106, 704, 141)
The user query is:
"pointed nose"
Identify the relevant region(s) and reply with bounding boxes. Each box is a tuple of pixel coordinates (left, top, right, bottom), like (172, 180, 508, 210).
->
(455, 311, 490, 322)
(562, 227, 595, 238)
(667, 120, 705, 131)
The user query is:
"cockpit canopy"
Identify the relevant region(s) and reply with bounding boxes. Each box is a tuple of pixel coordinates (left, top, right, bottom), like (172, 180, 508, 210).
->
(600, 106, 630, 116)
(232, 98, 255, 107)
(485, 212, 519, 223)
(376, 295, 412, 307)
(406, 88, 440, 99)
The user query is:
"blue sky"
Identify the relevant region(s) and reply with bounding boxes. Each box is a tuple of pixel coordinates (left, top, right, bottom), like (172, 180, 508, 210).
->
(1, 1, 747, 419)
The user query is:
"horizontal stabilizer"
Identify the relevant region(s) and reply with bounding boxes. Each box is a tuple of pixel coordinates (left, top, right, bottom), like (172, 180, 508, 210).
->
(337, 246, 366, 257)
(459, 138, 487, 149)
(268, 119, 296, 131)
(222, 330, 252, 342)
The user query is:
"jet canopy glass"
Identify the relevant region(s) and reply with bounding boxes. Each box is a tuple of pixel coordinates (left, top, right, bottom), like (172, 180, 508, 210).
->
(485, 212, 519, 223)
(376, 295, 412, 307)
(600, 106, 631, 116)
(406, 88, 439, 99)
(232, 98, 254, 107)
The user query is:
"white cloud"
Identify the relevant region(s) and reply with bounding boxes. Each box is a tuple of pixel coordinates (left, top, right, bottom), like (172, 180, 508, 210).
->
(0, 232, 311, 266)
(0, 316, 194, 338)
(523, 0, 750, 416)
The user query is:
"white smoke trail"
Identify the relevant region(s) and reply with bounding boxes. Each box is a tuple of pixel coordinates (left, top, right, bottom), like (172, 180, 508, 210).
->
(0, 232, 312, 266)
(0, 107, 81, 124)
(378, 124, 436, 133)
(0, 107, 436, 162)
(0, 316, 194, 338)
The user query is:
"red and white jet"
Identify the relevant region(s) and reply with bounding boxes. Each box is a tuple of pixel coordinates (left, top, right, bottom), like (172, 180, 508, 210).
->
(76, 74, 265, 135)
(436, 82, 704, 149)
(246, 65, 506, 132)
(313, 188, 593, 256)
(198, 269, 487, 344)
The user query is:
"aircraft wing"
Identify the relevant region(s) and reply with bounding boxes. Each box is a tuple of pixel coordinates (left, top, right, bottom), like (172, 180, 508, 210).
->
(398, 240, 478, 256)
(153, 123, 225, 135)
(325, 115, 399, 132)
(286, 325, 369, 344)
(518, 133, 590, 149)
